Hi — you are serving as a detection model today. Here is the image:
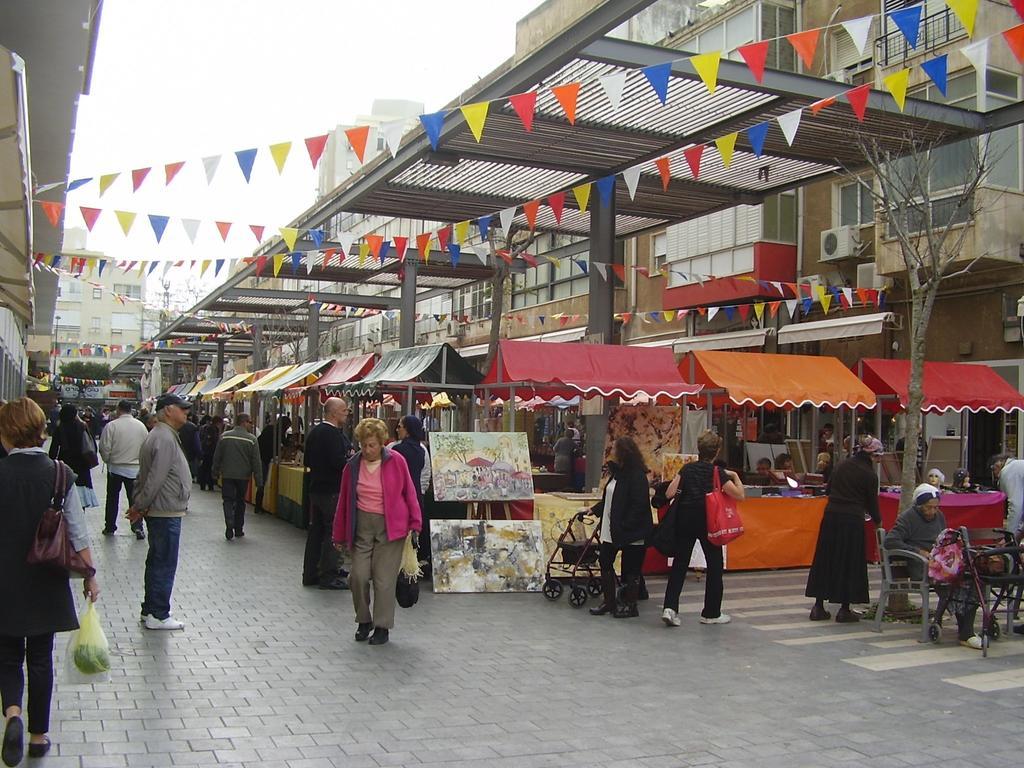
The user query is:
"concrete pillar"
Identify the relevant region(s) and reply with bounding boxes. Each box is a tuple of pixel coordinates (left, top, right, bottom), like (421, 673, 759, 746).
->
(252, 321, 264, 369)
(215, 341, 225, 378)
(190, 352, 200, 381)
(399, 258, 418, 348)
(307, 302, 321, 362)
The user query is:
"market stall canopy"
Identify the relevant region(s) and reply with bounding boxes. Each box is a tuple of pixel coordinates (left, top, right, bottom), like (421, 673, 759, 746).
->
(0, 47, 32, 326)
(858, 358, 1024, 414)
(777, 313, 895, 345)
(684, 350, 876, 409)
(293, 353, 376, 398)
(343, 343, 483, 398)
(256, 359, 333, 393)
(674, 328, 775, 353)
(207, 371, 259, 399)
(235, 364, 300, 394)
(482, 339, 701, 400)
(197, 377, 223, 396)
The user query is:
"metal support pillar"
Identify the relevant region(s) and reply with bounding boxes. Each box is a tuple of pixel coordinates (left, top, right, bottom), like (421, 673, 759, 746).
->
(190, 352, 200, 381)
(171, 360, 180, 386)
(399, 258, 418, 349)
(215, 341, 225, 378)
(252, 321, 264, 370)
(584, 182, 619, 491)
(307, 302, 321, 362)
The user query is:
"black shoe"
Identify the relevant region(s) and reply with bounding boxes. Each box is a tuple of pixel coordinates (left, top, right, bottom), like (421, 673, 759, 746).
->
(134, 529, 145, 541)
(835, 608, 862, 623)
(1014, 624, 1024, 636)
(809, 605, 831, 621)
(588, 603, 614, 616)
(2, 715, 24, 768)
(26, 737, 50, 759)
(354, 622, 374, 641)
(102, 528, 115, 536)
(225, 528, 234, 541)
(234, 530, 244, 538)
(302, 579, 318, 587)
(368, 628, 389, 645)
(613, 603, 639, 618)
(319, 578, 348, 590)
(638, 577, 650, 601)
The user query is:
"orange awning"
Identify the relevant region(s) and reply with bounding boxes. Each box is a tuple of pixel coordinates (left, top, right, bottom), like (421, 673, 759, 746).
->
(683, 350, 876, 409)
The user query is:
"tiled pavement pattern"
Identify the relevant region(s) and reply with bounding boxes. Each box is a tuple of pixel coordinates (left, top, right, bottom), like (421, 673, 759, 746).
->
(46, 472, 1024, 768)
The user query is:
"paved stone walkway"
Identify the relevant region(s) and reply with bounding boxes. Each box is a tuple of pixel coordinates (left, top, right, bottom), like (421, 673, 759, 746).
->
(46, 473, 1024, 768)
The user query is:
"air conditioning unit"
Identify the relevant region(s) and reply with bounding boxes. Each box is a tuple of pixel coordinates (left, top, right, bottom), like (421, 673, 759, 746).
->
(445, 319, 465, 338)
(820, 226, 862, 262)
(856, 262, 891, 291)
(825, 70, 852, 84)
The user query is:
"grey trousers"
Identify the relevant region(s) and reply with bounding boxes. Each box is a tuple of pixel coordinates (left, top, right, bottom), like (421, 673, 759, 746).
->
(350, 511, 405, 630)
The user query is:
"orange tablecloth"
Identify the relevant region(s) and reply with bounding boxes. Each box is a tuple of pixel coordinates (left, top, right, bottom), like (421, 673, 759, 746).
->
(725, 496, 828, 570)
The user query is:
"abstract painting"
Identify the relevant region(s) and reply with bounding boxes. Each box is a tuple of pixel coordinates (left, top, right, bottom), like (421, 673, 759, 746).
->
(603, 406, 682, 480)
(430, 432, 534, 502)
(430, 519, 546, 593)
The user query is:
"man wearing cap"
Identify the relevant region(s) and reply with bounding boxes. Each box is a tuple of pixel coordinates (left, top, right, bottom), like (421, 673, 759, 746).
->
(98, 399, 149, 540)
(127, 393, 193, 630)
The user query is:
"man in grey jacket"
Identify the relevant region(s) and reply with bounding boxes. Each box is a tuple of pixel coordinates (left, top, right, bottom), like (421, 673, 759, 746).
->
(127, 394, 192, 631)
(212, 412, 263, 541)
(98, 399, 149, 539)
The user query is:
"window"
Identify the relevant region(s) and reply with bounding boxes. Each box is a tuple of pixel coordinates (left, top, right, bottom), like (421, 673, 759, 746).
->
(762, 192, 797, 242)
(512, 264, 548, 308)
(113, 283, 142, 300)
(111, 312, 139, 332)
(668, 246, 754, 287)
(91, 288, 102, 300)
(59, 280, 82, 300)
(55, 310, 80, 334)
(652, 232, 668, 273)
(761, 4, 795, 71)
(984, 69, 1021, 190)
(90, 317, 101, 333)
(838, 181, 873, 227)
(458, 282, 492, 321)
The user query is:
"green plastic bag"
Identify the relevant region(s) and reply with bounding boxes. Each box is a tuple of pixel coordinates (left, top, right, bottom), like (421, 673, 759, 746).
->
(64, 602, 110, 683)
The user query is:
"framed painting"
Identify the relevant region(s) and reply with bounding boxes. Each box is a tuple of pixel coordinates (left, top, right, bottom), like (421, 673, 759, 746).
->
(430, 432, 534, 502)
(430, 519, 546, 593)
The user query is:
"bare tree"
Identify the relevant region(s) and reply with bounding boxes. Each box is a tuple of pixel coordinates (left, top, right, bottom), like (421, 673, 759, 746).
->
(481, 228, 539, 374)
(851, 132, 990, 511)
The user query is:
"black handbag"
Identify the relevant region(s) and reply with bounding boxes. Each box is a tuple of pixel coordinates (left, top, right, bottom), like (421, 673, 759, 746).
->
(648, 485, 682, 557)
(396, 572, 420, 608)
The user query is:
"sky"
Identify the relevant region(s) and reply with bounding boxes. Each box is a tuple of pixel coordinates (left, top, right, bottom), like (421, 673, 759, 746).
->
(65, 0, 542, 309)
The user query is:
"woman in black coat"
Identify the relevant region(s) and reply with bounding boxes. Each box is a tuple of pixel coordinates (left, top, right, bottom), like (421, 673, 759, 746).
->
(588, 437, 653, 619)
(47, 404, 97, 508)
(392, 416, 431, 555)
(805, 437, 882, 623)
(0, 398, 100, 764)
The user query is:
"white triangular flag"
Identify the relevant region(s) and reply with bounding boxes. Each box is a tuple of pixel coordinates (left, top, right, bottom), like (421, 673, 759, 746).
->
(784, 299, 798, 317)
(840, 16, 873, 57)
(202, 155, 221, 185)
(337, 232, 355, 259)
(181, 218, 201, 244)
(842, 287, 853, 307)
(471, 243, 490, 261)
(499, 206, 517, 234)
(770, 281, 784, 295)
(592, 262, 608, 280)
(776, 108, 803, 147)
(694, 274, 706, 286)
(961, 39, 988, 75)
(162, 261, 173, 276)
(599, 71, 628, 111)
(707, 306, 720, 322)
(380, 119, 406, 158)
(622, 165, 642, 201)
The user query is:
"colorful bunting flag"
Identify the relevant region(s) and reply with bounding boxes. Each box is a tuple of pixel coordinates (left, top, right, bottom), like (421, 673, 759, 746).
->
(683, 144, 705, 179)
(460, 102, 490, 142)
(131, 167, 151, 192)
(655, 157, 671, 191)
(946, 0, 978, 36)
(378, 240, 391, 264)
(883, 69, 911, 112)
(598, 71, 628, 111)
(596, 175, 615, 207)
(476, 215, 492, 241)
(689, 52, 720, 94)
(809, 96, 837, 115)
(746, 123, 768, 158)
(786, 29, 820, 69)
(164, 161, 185, 186)
(889, 5, 923, 49)
(393, 236, 409, 262)
(80, 206, 101, 231)
(454, 220, 469, 245)
(181, 218, 200, 244)
(272, 253, 285, 277)
(642, 62, 672, 104)
(921, 54, 949, 95)
(345, 126, 370, 164)
(841, 16, 874, 57)
(737, 41, 769, 83)
(707, 306, 720, 322)
(572, 183, 591, 213)
(248, 224, 264, 243)
(280, 227, 299, 251)
(67, 178, 91, 192)
(1003, 24, 1024, 63)
(215, 221, 232, 242)
(269, 142, 291, 174)
(366, 234, 384, 260)
(621, 165, 642, 200)
(551, 82, 581, 124)
(436, 225, 451, 252)
(508, 91, 537, 132)
(235, 148, 257, 183)
(357, 243, 370, 266)
(416, 232, 432, 263)
(523, 200, 540, 230)
(499, 206, 516, 234)
(777, 109, 802, 146)
(547, 191, 565, 223)
(845, 84, 872, 122)
(98, 173, 119, 196)
(1014, 0, 1024, 20)
(149, 214, 169, 243)
(419, 111, 445, 151)
(200, 260, 211, 278)
(961, 38, 988, 75)
(214, 259, 224, 277)
(115, 210, 136, 235)
(449, 243, 461, 268)
(754, 302, 765, 321)
(714, 133, 738, 168)
(40, 201, 63, 227)
(202, 155, 221, 185)
(378, 120, 405, 159)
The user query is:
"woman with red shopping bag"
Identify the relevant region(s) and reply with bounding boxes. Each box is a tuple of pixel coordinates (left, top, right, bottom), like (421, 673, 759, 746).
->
(660, 431, 745, 628)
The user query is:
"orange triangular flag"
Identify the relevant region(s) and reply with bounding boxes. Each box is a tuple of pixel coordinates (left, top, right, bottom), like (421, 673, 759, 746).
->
(215, 221, 232, 242)
(1004, 24, 1024, 63)
(366, 234, 384, 260)
(845, 84, 872, 122)
(39, 201, 63, 227)
(345, 125, 370, 163)
(809, 96, 836, 115)
(416, 232, 432, 263)
(164, 161, 185, 185)
(131, 167, 151, 192)
(655, 157, 671, 191)
(250, 224, 265, 243)
(523, 200, 540, 231)
(551, 82, 581, 125)
(786, 28, 820, 70)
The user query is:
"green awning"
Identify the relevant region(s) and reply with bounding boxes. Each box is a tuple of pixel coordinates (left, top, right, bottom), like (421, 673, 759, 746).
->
(344, 343, 482, 398)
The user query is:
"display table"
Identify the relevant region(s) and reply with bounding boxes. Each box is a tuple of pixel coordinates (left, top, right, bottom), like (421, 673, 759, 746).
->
(276, 464, 308, 529)
(247, 462, 278, 515)
(532, 471, 570, 493)
(864, 491, 1006, 560)
(725, 496, 828, 570)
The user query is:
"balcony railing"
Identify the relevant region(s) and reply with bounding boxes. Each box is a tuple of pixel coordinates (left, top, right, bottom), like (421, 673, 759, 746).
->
(874, 7, 966, 68)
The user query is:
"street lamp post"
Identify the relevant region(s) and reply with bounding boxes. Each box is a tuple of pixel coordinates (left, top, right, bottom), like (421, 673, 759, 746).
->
(52, 314, 61, 380)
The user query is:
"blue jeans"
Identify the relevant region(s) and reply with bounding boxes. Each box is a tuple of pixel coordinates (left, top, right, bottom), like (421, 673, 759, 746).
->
(142, 517, 182, 620)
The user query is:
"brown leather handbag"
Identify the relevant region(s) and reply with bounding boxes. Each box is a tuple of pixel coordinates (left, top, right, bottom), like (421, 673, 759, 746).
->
(26, 460, 96, 578)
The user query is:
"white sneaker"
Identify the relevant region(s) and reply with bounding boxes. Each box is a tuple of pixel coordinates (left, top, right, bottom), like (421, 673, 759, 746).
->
(700, 614, 732, 625)
(960, 635, 983, 650)
(661, 608, 681, 627)
(144, 615, 185, 631)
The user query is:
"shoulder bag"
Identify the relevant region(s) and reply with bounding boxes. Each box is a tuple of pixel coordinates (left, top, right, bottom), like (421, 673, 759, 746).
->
(706, 468, 744, 547)
(648, 480, 682, 557)
(26, 460, 96, 578)
(80, 427, 99, 469)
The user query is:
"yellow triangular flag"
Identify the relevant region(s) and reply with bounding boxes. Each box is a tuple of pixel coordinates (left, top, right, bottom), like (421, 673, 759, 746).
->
(137, 262, 146, 278)
(715, 132, 738, 168)
(200, 260, 211, 277)
(358, 242, 370, 266)
(754, 302, 765, 321)
(945, 0, 978, 37)
(422, 237, 432, 264)
(115, 210, 136, 235)
(663, 311, 675, 322)
(690, 51, 721, 94)
(572, 183, 591, 213)
(454, 220, 469, 245)
(883, 69, 910, 112)
(85, 259, 95, 277)
(272, 253, 285, 277)
(821, 292, 832, 314)
(279, 227, 299, 251)
(269, 141, 292, 174)
(99, 173, 120, 196)
(460, 101, 490, 142)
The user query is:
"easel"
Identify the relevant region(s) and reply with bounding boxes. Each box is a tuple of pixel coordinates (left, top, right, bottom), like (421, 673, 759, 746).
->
(467, 501, 511, 520)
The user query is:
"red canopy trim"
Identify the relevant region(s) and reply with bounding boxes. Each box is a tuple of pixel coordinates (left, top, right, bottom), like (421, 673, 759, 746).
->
(858, 358, 1024, 414)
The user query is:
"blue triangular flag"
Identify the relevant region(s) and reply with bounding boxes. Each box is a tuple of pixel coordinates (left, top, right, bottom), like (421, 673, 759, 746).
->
(290, 252, 302, 272)
(308, 228, 324, 248)
(747, 122, 769, 158)
(573, 259, 588, 275)
(449, 243, 461, 268)
(379, 240, 391, 264)
(214, 259, 224, 276)
(888, 5, 922, 49)
(235, 148, 258, 182)
(723, 305, 736, 321)
(67, 178, 92, 192)
(477, 214, 492, 242)
(801, 297, 813, 314)
(97, 260, 107, 277)
(649, 312, 661, 323)
(596, 175, 616, 207)
(51, 254, 62, 268)
(419, 111, 445, 151)
(878, 290, 886, 308)
(920, 54, 948, 96)
(148, 214, 170, 242)
(538, 316, 545, 325)
(642, 62, 672, 105)
(148, 261, 159, 275)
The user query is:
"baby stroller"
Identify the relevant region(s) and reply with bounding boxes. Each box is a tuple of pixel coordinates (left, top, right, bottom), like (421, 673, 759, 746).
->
(543, 511, 603, 608)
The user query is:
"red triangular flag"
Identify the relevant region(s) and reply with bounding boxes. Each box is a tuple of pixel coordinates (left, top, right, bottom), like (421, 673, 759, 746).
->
(845, 84, 872, 122)
(547, 191, 565, 223)
(131, 167, 151, 192)
(508, 91, 537, 132)
(344, 125, 370, 163)
(305, 134, 329, 168)
(215, 221, 232, 242)
(255, 256, 267, 277)
(737, 41, 769, 84)
(436, 226, 451, 252)
(249, 224, 265, 243)
(1014, 0, 1024, 20)
(393, 236, 408, 262)
(810, 95, 836, 115)
(683, 145, 705, 179)
(523, 200, 540, 231)
(39, 201, 63, 227)
(786, 29, 820, 70)
(737, 304, 751, 321)
(1004, 24, 1024, 63)
(164, 161, 185, 186)
(611, 264, 626, 281)
(550, 82, 581, 125)
(768, 301, 781, 318)
(80, 206, 101, 231)
(655, 157, 671, 191)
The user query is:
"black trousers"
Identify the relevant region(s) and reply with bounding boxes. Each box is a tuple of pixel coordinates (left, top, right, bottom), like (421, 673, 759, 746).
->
(598, 542, 646, 583)
(0, 633, 55, 735)
(663, 523, 725, 619)
(198, 454, 215, 490)
(303, 492, 341, 584)
(105, 472, 142, 534)
(221, 478, 249, 534)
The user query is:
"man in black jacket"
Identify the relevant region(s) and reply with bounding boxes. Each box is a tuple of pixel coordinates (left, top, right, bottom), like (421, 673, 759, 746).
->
(301, 398, 352, 589)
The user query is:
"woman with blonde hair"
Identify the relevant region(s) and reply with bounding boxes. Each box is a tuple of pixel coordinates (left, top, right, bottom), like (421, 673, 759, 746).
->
(333, 418, 422, 646)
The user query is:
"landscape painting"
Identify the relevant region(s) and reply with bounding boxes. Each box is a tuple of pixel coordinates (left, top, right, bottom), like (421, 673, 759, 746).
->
(430, 432, 534, 502)
(430, 519, 546, 593)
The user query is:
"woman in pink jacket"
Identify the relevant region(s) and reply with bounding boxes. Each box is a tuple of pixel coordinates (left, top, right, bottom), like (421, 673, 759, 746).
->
(333, 418, 422, 645)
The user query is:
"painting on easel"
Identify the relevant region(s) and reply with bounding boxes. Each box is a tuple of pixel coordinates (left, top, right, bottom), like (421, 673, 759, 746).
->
(430, 432, 534, 502)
